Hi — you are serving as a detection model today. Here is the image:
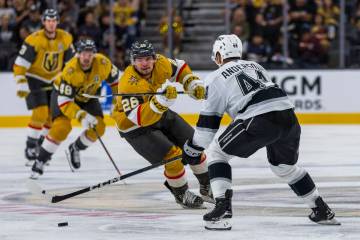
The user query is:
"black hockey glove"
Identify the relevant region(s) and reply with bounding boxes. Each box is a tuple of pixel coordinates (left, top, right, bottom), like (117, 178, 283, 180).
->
(182, 139, 204, 165)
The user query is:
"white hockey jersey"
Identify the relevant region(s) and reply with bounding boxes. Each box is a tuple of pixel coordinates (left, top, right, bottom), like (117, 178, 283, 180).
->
(193, 59, 294, 148)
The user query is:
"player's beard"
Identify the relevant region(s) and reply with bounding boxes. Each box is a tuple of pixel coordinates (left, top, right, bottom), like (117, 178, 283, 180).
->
(139, 67, 151, 75)
(80, 60, 91, 70)
(135, 66, 153, 78)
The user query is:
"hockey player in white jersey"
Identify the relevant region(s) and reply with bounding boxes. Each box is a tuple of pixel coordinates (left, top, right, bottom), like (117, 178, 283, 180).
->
(182, 34, 340, 230)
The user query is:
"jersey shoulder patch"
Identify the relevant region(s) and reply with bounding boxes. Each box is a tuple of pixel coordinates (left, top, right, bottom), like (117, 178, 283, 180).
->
(66, 67, 75, 75)
(96, 54, 110, 66)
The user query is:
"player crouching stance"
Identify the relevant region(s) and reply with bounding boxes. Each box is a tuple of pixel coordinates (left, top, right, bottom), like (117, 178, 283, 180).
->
(182, 35, 340, 230)
(112, 40, 212, 208)
(30, 39, 120, 179)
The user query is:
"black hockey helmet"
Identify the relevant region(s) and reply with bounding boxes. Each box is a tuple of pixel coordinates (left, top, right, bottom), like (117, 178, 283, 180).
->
(76, 39, 97, 53)
(130, 40, 156, 63)
(41, 9, 59, 22)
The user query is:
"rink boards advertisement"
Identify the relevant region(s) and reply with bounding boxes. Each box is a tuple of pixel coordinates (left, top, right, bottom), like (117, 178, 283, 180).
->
(1, 70, 360, 127)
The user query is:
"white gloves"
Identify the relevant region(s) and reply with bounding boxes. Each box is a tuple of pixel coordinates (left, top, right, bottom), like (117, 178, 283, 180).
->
(157, 80, 178, 107)
(77, 111, 98, 129)
(187, 79, 205, 100)
(151, 80, 178, 113)
(16, 77, 30, 98)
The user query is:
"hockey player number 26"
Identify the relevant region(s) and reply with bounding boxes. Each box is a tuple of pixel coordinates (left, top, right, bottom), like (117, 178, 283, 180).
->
(122, 97, 140, 112)
(235, 70, 267, 95)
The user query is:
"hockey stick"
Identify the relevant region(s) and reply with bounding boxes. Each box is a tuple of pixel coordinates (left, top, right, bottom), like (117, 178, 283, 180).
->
(20, 86, 53, 98)
(31, 86, 53, 93)
(93, 127, 124, 178)
(31, 155, 182, 203)
(82, 91, 187, 99)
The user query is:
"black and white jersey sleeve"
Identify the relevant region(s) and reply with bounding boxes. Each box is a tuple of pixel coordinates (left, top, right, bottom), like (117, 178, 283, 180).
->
(15, 42, 37, 69)
(105, 64, 122, 88)
(63, 43, 76, 64)
(192, 73, 226, 149)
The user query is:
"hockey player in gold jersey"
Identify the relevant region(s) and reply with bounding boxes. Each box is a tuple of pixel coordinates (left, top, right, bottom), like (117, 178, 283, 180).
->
(112, 40, 212, 208)
(13, 9, 75, 166)
(30, 39, 121, 179)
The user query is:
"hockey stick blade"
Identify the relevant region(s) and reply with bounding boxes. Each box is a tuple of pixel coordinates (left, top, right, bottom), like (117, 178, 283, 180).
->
(50, 155, 182, 203)
(82, 91, 186, 99)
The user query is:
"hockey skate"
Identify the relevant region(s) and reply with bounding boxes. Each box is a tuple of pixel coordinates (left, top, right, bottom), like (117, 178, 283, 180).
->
(30, 160, 44, 179)
(25, 146, 38, 166)
(203, 189, 233, 230)
(200, 183, 215, 203)
(309, 197, 341, 225)
(164, 181, 205, 209)
(65, 143, 81, 171)
(37, 136, 51, 166)
(25, 137, 39, 166)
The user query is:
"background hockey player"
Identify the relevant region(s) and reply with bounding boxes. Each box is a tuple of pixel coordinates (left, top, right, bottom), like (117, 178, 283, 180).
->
(30, 39, 121, 179)
(13, 9, 74, 166)
(112, 40, 212, 208)
(182, 34, 340, 230)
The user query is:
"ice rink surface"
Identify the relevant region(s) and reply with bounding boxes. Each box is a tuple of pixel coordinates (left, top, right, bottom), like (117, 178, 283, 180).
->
(1, 125, 360, 240)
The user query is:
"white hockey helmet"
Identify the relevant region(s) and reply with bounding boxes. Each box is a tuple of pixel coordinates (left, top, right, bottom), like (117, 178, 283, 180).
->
(211, 34, 243, 66)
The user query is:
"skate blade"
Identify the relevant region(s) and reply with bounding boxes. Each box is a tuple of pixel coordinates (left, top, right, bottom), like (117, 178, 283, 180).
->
(316, 217, 341, 226)
(204, 219, 232, 230)
(180, 203, 207, 209)
(65, 149, 76, 172)
(29, 172, 40, 180)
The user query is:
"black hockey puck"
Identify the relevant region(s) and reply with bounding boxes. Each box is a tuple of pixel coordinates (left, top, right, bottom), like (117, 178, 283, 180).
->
(58, 222, 68, 227)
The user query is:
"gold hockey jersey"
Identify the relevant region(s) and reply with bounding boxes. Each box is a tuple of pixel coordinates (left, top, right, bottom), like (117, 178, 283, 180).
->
(13, 29, 74, 83)
(113, 54, 198, 134)
(54, 53, 121, 120)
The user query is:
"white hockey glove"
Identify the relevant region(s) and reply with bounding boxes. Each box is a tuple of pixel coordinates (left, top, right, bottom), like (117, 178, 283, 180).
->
(77, 111, 98, 129)
(183, 75, 205, 100)
(187, 79, 205, 100)
(150, 80, 177, 113)
(15, 76, 30, 98)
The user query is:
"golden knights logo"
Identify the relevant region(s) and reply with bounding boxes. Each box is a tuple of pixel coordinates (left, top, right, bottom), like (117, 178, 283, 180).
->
(43, 52, 59, 72)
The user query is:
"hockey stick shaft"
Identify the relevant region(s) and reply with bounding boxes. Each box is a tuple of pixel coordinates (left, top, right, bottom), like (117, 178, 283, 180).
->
(30, 86, 53, 93)
(82, 91, 186, 99)
(50, 155, 182, 203)
(93, 127, 123, 177)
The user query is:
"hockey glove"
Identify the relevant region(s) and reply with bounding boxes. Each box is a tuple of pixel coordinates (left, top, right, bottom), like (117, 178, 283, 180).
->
(150, 80, 177, 113)
(77, 110, 98, 129)
(183, 75, 205, 100)
(16, 77, 30, 98)
(182, 139, 205, 165)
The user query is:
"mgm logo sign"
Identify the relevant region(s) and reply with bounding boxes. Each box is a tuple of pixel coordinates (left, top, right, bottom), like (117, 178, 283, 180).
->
(43, 52, 59, 72)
